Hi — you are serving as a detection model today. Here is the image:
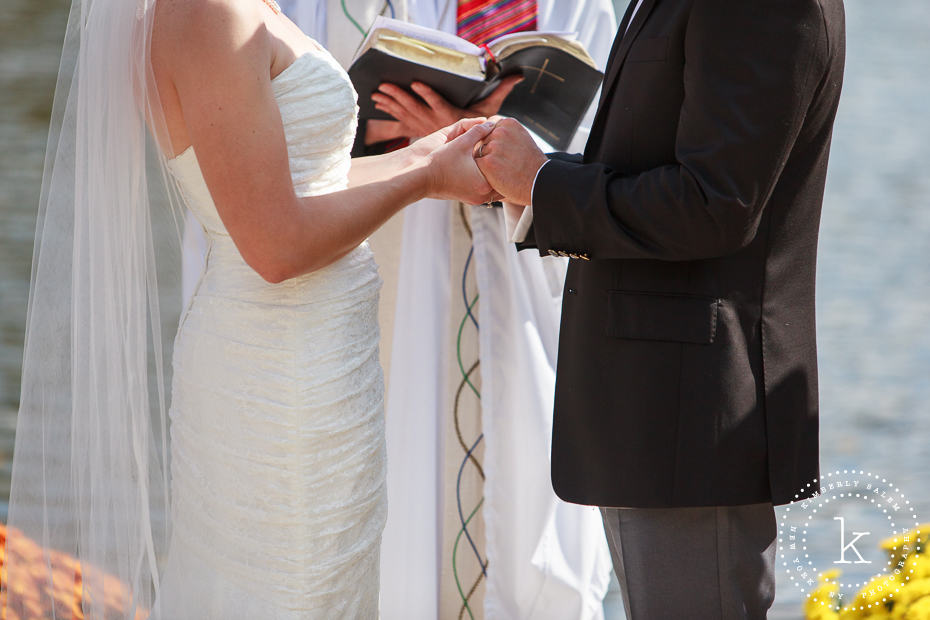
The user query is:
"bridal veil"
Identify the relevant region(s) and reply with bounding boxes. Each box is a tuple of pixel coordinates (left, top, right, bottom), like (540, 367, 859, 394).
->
(3, 0, 181, 616)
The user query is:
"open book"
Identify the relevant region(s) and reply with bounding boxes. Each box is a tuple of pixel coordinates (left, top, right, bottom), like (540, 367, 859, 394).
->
(348, 16, 604, 150)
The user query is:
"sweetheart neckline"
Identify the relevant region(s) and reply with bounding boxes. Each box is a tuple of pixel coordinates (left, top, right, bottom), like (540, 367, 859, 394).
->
(270, 51, 315, 84)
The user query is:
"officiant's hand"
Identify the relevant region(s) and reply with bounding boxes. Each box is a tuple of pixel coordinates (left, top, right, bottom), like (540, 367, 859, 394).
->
(369, 75, 524, 140)
(474, 117, 547, 207)
(422, 118, 501, 205)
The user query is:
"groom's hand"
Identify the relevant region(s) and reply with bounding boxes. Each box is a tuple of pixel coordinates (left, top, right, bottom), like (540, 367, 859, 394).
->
(474, 118, 547, 207)
(425, 119, 501, 205)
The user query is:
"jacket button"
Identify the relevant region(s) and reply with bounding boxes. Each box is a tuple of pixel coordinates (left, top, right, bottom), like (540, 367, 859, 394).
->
(567, 288, 576, 295)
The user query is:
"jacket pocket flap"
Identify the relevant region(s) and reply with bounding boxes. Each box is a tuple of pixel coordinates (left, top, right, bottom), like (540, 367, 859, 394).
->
(607, 291, 719, 344)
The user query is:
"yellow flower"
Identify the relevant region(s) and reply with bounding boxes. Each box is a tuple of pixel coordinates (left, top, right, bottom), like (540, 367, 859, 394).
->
(885, 536, 914, 568)
(839, 607, 868, 620)
(891, 579, 930, 619)
(914, 524, 930, 551)
(806, 525, 930, 618)
(806, 570, 842, 619)
(859, 575, 903, 606)
(883, 526, 930, 567)
(823, 569, 843, 582)
(904, 555, 930, 581)
(809, 606, 842, 620)
(903, 595, 930, 620)
(840, 574, 901, 619)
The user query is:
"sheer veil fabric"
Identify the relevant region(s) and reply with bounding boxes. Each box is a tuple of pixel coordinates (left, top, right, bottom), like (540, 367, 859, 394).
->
(4, 0, 180, 616)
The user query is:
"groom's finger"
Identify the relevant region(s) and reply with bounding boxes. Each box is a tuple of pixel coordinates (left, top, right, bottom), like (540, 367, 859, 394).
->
(475, 129, 504, 158)
(480, 117, 524, 152)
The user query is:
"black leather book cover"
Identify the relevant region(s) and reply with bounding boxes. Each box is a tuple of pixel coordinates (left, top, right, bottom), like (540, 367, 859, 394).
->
(350, 45, 602, 150)
(350, 49, 487, 122)
(495, 47, 603, 150)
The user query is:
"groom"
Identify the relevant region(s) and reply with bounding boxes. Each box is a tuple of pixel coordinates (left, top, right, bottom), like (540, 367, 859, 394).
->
(473, 0, 847, 617)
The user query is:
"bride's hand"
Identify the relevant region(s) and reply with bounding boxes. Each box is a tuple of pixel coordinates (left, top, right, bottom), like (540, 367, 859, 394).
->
(421, 119, 500, 205)
(407, 117, 489, 162)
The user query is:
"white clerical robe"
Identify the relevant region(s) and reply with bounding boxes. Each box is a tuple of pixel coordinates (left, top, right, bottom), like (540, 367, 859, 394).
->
(383, 2, 619, 619)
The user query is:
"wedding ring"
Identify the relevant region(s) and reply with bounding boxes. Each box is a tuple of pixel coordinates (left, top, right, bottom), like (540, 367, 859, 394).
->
(476, 143, 485, 158)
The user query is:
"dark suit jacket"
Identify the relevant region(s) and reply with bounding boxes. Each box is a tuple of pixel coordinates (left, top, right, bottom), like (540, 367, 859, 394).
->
(519, 0, 846, 508)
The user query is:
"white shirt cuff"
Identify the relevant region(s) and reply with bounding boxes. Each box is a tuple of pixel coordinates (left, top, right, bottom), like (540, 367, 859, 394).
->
(503, 160, 548, 243)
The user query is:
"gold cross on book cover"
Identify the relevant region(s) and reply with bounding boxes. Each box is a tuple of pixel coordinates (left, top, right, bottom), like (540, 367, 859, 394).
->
(349, 16, 604, 150)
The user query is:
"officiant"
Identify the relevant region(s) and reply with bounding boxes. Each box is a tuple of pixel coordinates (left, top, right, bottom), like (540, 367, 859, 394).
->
(360, 2, 621, 619)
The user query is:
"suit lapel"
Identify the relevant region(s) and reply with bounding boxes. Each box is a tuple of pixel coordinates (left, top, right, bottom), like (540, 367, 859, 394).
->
(597, 0, 642, 109)
(602, 0, 658, 102)
(615, 0, 641, 44)
(585, 0, 659, 157)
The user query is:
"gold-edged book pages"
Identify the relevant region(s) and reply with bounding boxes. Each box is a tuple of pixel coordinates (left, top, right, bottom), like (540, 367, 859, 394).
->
(362, 30, 486, 80)
(488, 33, 597, 69)
(351, 16, 592, 80)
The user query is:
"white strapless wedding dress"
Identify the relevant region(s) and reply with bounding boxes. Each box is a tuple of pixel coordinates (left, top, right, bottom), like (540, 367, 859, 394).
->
(156, 45, 386, 619)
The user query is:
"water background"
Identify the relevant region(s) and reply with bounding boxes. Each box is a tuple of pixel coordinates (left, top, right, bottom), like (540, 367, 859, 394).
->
(1, 0, 929, 616)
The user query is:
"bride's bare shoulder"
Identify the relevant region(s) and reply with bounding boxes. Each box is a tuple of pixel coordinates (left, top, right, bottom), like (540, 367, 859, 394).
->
(152, 0, 269, 70)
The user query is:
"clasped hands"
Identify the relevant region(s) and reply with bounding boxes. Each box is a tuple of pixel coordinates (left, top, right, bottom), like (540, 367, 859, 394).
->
(420, 116, 548, 208)
(371, 78, 548, 208)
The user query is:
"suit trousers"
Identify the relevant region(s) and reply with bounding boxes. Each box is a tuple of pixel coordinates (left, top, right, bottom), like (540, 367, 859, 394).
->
(600, 502, 777, 620)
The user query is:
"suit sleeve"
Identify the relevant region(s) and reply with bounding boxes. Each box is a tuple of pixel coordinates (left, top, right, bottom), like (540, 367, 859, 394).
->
(515, 151, 585, 252)
(531, 0, 830, 261)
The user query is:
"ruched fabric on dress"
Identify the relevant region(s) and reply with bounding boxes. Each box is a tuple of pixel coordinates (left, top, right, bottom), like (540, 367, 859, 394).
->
(157, 47, 386, 619)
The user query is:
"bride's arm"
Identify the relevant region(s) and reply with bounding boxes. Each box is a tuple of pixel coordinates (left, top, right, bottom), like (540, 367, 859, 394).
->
(153, 0, 494, 283)
(347, 128, 476, 187)
(346, 149, 414, 188)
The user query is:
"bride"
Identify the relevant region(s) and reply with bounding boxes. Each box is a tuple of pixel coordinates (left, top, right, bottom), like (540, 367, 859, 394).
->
(4, 0, 497, 617)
